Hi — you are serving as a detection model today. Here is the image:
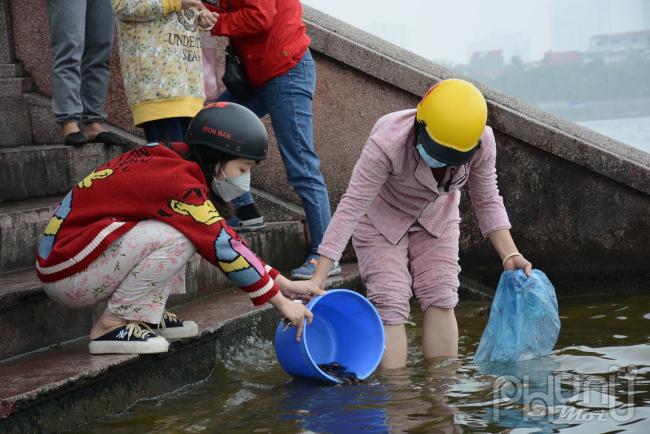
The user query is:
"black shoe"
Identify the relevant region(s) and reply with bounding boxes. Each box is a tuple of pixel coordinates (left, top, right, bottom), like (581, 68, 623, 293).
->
(64, 131, 88, 147)
(94, 131, 127, 146)
(146, 310, 198, 340)
(228, 203, 266, 232)
(88, 322, 169, 354)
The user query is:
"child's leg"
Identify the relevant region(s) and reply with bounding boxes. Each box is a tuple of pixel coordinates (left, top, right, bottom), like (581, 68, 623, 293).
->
(96, 222, 195, 336)
(409, 220, 461, 358)
(44, 220, 196, 338)
(91, 250, 192, 339)
(382, 324, 409, 369)
(422, 306, 458, 358)
(352, 217, 412, 369)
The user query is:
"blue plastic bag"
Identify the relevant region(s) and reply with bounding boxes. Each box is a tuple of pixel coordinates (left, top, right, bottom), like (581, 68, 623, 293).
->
(474, 269, 560, 363)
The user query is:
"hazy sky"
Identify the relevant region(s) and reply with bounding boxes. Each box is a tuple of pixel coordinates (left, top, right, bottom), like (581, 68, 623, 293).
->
(302, 0, 650, 64)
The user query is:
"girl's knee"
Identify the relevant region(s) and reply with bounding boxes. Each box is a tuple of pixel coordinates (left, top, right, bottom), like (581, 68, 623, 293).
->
(417, 287, 459, 312)
(413, 272, 459, 312)
(171, 231, 196, 259)
(367, 294, 411, 325)
(142, 221, 196, 258)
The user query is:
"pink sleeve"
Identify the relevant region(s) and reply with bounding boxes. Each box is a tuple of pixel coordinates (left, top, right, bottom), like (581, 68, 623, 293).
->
(317, 135, 393, 262)
(467, 127, 512, 237)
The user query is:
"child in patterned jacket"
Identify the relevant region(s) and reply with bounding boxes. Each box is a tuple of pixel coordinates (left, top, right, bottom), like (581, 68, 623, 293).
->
(112, 0, 217, 141)
(36, 103, 321, 354)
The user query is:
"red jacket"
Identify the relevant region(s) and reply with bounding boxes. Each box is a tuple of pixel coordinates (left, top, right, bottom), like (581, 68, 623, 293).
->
(36, 143, 280, 306)
(206, 0, 311, 87)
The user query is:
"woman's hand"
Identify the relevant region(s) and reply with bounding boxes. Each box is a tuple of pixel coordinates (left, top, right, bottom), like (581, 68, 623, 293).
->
(198, 10, 218, 30)
(282, 279, 325, 301)
(504, 254, 532, 277)
(488, 229, 532, 277)
(270, 293, 313, 341)
(273, 273, 325, 301)
(311, 256, 334, 290)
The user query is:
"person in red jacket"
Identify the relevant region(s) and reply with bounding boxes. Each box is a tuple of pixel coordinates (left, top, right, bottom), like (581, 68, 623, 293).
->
(36, 102, 321, 355)
(200, 0, 341, 280)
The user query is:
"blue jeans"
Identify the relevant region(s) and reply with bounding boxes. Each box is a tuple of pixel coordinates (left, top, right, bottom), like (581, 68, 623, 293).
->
(141, 117, 192, 143)
(215, 49, 331, 254)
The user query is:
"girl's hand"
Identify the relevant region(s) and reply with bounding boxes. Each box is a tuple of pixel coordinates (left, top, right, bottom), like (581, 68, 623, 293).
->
(310, 276, 327, 292)
(270, 294, 313, 341)
(282, 280, 325, 301)
(198, 10, 218, 30)
(311, 256, 334, 290)
(504, 254, 532, 277)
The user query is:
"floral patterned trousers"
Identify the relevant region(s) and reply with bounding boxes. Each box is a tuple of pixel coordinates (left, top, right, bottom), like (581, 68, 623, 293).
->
(44, 220, 196, 323)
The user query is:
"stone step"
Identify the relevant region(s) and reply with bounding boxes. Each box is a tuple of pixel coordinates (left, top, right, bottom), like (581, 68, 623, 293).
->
(0, 268, 94, 362)
(22, 92, 62, 145)
(0, 98, 32, 148)
(0, 77, 33, 98)
(0, 63, 23, 78)
(0, 196, 59, 273)
(0, 263, 361, 433)
(251, 186, 306, 223)
(0, 144, 126, 203)
(19, 92, 145, 147)
(0, 220, 310, 360)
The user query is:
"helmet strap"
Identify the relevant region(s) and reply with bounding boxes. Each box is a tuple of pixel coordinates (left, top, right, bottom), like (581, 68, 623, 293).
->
(413, 118, 420, 147)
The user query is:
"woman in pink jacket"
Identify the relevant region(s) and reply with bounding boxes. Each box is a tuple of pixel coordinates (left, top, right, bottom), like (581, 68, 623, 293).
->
(311, 79, 532, 369)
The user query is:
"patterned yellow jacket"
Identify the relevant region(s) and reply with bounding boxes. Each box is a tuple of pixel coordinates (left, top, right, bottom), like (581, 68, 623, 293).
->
(112, 0, 205, 126)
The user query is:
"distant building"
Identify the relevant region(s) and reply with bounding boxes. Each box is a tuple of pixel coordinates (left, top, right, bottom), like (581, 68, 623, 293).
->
(541, 51, 584, 66)
(461, 50, 505, 79)
(467, 32, 530, 63)
(586, 30, 650, 63)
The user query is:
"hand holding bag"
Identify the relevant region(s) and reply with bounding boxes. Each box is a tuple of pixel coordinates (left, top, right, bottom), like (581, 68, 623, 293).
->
(474, 269, 561, 363)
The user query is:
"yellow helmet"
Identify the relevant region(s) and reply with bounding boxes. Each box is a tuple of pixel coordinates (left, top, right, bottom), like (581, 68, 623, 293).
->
(415, 79, 487, 165)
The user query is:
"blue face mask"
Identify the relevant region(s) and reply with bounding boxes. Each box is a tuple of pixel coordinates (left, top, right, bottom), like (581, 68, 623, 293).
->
(416, 144, 447, 168)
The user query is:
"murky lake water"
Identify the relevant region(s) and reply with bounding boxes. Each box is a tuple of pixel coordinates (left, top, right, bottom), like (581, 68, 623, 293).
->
(73, 293, 650, 433)
(579, 116, 650, 154)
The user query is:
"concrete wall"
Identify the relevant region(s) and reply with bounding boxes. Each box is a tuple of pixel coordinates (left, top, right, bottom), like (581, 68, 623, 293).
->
(7, 2, 650, 292)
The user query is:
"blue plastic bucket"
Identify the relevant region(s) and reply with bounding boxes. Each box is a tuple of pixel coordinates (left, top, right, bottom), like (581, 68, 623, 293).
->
(274, 289, 385, 384)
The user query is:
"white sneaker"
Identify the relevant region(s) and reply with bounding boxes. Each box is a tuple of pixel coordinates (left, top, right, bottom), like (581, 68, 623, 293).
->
(147, 310, 198, 340)
(89, 322, 169, 354)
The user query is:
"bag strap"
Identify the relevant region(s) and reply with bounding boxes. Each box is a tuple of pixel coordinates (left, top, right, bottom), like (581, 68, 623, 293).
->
(225, 0, 233, 46)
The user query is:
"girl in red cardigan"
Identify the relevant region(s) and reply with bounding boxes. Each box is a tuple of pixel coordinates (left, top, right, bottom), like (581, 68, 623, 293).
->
(37, 102, 321, 354)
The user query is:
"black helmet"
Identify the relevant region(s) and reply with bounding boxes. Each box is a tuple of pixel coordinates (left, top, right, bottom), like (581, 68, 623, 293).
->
(186, 102, 268, 161)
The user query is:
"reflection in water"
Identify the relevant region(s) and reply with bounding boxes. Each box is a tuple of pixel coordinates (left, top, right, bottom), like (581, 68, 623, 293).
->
(280, 378, 390, 433)
(76, 294, 650, 434)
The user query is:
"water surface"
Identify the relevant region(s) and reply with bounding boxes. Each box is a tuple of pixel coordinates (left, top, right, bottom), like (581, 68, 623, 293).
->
(579, 116, 650, 154)
(74, 293, 650, 433)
